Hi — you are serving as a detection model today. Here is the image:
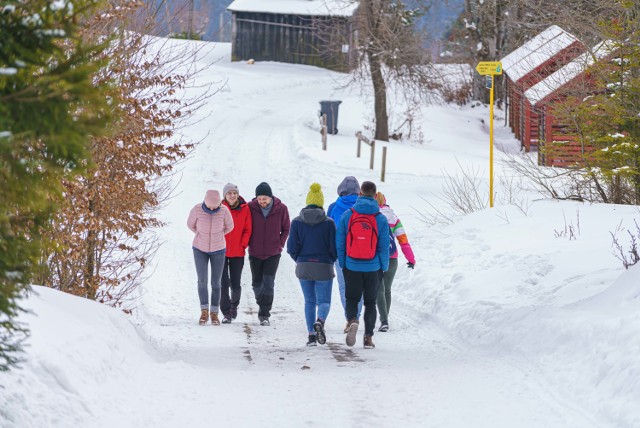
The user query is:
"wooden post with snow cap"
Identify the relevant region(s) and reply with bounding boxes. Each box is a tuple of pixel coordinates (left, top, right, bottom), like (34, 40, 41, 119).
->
(381, 146, 387, 182)
(321, 114, 327, 150)
(370, 140, 375, 170)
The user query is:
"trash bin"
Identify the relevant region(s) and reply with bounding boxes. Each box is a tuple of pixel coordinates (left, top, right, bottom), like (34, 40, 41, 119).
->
(319, 100, 342, 135)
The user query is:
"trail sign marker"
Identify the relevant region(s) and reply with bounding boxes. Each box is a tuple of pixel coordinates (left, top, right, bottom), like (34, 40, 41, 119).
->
(475, 61, 503, 207)
(476, 61, 503, 75)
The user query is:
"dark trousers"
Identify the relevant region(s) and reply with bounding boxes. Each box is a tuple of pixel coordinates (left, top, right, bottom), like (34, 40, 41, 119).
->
(249, 254, 281, 318)
(343, 268, 381, 336)
(220, 256, 245, 318)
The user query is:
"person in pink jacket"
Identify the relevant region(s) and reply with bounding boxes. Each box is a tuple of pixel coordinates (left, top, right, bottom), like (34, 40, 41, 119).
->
(188, 190, 234, 325)
(374, 192, 416, 332)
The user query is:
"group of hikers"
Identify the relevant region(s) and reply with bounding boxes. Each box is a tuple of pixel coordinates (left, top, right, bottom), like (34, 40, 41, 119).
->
(187, 177, 415, 349)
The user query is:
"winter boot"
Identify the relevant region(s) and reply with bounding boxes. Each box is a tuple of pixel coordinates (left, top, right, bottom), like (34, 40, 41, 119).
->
(363, 334, 375, 349)
(343, 321, 350, 334)
(259, 316, 270, 326)
(378, 321, 389, 332)
(306, 334, 317, 347)
(230, 306, 238, 320)
(313, 319, 326, 345)
(210, 312, 220, 326)
(199, 309, 209, 326)
(345, 319, 359, 347)
(222, 315, 232, 324)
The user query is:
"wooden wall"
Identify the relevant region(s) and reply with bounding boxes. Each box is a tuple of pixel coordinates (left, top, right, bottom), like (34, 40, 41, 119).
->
(505, 41, 585, 152)
(231, 12, 354, 71)
(537, 104, 595, 167)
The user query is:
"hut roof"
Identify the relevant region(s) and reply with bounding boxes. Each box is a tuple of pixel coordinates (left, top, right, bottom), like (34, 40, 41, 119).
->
(524, 41, 614, 105)
(501, 25, 580, 83)
(227, 0, 358, 17)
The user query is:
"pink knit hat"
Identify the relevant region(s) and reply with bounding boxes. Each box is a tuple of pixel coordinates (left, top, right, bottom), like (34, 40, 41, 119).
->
(204, 190, 221, 208)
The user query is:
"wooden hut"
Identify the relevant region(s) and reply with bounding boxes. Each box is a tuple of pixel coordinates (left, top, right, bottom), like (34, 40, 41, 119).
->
(501, 25, 584, 152)
(227, 0, 358, 71)
(525, 42, 613, 167)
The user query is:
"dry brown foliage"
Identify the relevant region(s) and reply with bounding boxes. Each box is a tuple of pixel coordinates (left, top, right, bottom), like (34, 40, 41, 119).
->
(39, 1, 215, 308)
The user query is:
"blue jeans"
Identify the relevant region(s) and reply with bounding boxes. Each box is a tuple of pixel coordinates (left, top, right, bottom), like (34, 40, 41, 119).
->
(299, 279, 333, 334)
(193, 248, 226, 312)
(335, 261, 362, 320)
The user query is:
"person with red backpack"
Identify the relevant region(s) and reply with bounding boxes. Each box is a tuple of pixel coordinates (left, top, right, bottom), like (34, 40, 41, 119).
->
(327, 176, 363, 332)
(336, 181, 390, 349)
(220, 183, 252, 324)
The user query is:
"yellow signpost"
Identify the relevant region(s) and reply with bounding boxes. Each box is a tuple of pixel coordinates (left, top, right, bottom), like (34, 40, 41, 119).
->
(475, 61, 502, 208)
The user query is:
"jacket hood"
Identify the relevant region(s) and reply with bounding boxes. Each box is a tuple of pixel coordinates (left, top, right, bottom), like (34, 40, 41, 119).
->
(352, 196, 380, 215)
(337, 176, 360, 196)
(334, 194, 358, 211)
(297, 206, 327, 225)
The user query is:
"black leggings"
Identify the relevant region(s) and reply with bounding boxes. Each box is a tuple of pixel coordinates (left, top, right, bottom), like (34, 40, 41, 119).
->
(220, 257, 245, 317)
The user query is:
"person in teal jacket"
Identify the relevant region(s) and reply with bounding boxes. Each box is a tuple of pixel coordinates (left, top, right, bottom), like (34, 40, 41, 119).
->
(336, 181, 389, 349)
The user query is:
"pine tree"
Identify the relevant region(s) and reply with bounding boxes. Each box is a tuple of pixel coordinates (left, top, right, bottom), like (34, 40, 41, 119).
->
(556, 3, 640, 204)
(0, 0, 115, 370)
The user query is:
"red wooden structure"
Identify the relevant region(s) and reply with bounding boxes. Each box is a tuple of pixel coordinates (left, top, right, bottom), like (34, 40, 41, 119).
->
(501, 26, 584, 152)
(525, 43, 613, 167)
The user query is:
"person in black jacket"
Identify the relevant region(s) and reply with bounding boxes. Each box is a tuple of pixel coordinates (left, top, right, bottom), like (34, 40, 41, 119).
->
(287, 183, 337, 346)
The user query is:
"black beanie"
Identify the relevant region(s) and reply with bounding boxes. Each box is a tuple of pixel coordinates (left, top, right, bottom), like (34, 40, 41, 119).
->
(255, 182, 273, 198)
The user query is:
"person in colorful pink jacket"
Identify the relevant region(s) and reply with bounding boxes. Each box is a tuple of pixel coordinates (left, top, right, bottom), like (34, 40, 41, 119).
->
(374, 192, 416, 332)
(188, 189, 234, 326)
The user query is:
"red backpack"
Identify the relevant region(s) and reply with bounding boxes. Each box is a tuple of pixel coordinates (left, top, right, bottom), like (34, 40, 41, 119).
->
(346, 208, 380, 260)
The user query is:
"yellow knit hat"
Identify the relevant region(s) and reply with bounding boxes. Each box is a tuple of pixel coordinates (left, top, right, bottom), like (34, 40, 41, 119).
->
(306, 183, 324, 207)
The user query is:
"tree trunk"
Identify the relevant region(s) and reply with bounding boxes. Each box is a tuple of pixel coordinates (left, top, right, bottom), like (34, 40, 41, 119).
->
(368, 51, 389, 142)
(85, 199, 97, 300)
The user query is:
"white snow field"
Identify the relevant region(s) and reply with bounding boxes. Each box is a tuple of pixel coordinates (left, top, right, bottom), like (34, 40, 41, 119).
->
(1, 40, 639, 428)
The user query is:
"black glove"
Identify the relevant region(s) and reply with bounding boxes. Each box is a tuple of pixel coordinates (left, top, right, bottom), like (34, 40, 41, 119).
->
(407, 262, 415, 269)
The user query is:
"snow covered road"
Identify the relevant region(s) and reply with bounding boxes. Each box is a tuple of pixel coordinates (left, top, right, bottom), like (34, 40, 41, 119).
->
(3, 41, 638, 428)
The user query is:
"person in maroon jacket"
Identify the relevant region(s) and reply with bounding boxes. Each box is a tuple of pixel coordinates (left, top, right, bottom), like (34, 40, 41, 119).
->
(220, 183, 252, 324)
(247, 182, 290, 326)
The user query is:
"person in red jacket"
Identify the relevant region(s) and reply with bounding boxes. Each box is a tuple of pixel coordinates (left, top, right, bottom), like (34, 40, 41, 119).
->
(220, 183, 253, 323)
(247, 182, 290, 326)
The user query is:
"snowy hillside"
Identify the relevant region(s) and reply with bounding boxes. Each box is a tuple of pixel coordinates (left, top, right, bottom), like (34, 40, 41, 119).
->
(1, 40, 639, 428)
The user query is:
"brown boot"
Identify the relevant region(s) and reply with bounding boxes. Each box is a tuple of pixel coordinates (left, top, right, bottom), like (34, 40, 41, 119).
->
(343, 321, 350, 334)
(363, 334, 375, 349)
(345, 319, 359, 347)
(210, 312, 220, 326)
(199, 309, 209, 325)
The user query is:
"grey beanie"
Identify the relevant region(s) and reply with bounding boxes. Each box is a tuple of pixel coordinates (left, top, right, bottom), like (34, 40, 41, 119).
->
(223, 182, 239, 197)
(337, 176, 360, 196)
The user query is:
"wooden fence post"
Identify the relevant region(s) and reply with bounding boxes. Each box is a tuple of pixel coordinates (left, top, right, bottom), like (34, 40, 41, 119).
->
(355, 131, 377, 170)
(381, 146, 387, 182)
(370, 140, 375, 170)
(321, 114, 327, 150)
